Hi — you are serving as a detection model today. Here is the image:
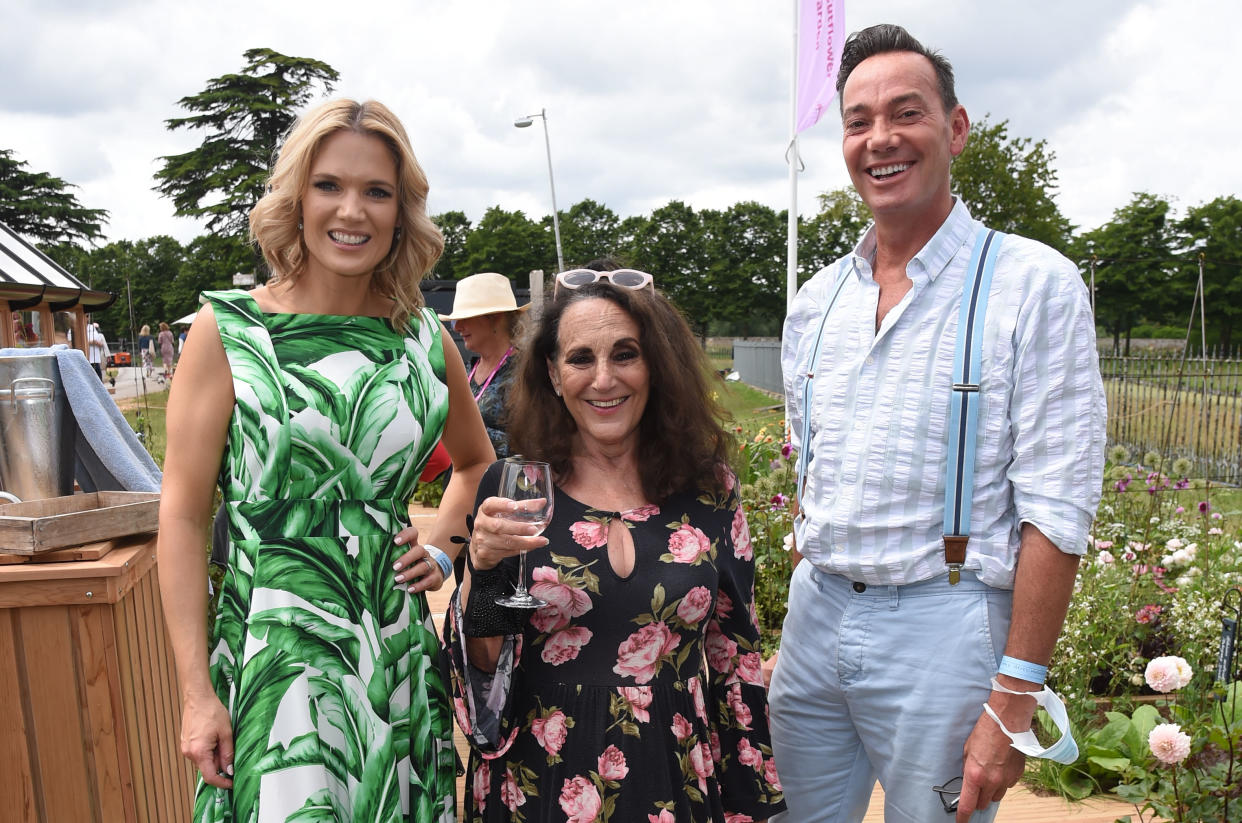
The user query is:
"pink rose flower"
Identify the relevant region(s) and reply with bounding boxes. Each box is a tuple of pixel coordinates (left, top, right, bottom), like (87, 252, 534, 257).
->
(677, 586, 714, 625)
(688, 675, 707, 719)
(1145, 655, 1193, 692)
(542, 626, 594, 665)
(710, 729, 722, 761)
(731, 506, 753, 560)
(668, 523, 711, 563)
(649, 811, 676, 823)
(764, 757, 783, 790)
(735, 651, 764, 686)
(453, 696, 471, 732)
(705, 623, 739, 672)
(737, 738, 764, 770)
(531, 709, 570, 756)
(724, 814, 755, 823)
(623, 504, 660, 522)
(597, 744, 629, 781)
(1149, 723, 1191, 765)
(472, 760, 490, 812)
(614, 622, 680, 684)
(714, 589, 734, 619)
(618, 685, 653, 722)
(727, 683, 753, 729)
(570, 519, 608, 549)
(530, 567, 593, 633)
(501, 768, 526, 810)
(671, 713, 694, 741)
(689, 741, 714, 788)
(559, 775, 603, 823)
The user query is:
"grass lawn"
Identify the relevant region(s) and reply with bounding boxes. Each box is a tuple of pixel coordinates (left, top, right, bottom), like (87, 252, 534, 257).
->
(715, 376, 783, 428)
(118, 390, 169, 468)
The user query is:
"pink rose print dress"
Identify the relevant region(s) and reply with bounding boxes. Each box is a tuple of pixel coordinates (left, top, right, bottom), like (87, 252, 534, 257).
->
(445, 461, 786, 822)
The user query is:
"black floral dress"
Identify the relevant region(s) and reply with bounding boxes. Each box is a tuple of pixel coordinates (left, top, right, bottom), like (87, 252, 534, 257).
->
(445, 462, 786, 823)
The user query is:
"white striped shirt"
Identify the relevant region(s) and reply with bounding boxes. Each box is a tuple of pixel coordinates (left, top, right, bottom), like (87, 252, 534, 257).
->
(782, 200, 1105, 588)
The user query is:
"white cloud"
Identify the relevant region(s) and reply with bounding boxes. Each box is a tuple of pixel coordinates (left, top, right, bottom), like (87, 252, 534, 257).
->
(0, 0, 1235, 246)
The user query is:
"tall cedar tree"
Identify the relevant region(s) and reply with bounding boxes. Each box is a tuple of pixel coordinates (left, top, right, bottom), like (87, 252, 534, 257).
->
(0, 149, 108, 244)
(153, 48, 339, 238)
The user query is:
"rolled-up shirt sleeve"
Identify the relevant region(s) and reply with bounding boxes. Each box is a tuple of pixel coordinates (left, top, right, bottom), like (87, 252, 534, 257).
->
(1007, 259, 1106, 556)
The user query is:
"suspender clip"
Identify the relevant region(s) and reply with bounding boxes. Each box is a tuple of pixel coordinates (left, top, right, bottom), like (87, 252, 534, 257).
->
(943, 534, 969, 586)
(951, 382, 979, 393)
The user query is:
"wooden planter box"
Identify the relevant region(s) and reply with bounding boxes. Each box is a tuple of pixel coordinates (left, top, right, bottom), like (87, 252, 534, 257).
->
(0, 533, 194, 822)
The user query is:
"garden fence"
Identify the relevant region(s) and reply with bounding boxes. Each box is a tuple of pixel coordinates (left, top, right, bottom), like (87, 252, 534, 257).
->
(1100, 350, 1242, 484)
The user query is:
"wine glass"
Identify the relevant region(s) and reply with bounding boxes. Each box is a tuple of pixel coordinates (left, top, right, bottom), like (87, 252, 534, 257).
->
(494, 458, 554, 609)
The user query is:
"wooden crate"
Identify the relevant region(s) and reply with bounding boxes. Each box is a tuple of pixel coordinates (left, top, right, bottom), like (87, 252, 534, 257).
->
(0, 533, 195, 822)
(0, 492, 159, 555)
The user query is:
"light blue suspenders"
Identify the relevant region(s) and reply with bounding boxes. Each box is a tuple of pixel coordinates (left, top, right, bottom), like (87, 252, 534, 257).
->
(794, 227, 1005, 584)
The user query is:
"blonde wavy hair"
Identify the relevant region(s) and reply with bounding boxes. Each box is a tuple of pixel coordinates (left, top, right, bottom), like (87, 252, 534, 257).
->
(249, 99, 444, 327)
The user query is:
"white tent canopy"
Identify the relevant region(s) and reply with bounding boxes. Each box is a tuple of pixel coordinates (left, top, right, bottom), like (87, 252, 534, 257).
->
(172, 312, 197, 325)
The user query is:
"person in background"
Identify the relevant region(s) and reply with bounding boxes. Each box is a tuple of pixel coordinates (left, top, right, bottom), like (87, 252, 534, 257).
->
(445, 268, 785, 822)
(157, 321, 175, 379)
(157, 97, 494, 823)
(769, 24, 1106, 823)
(86, 320, 108, 379)
(439, 271, 527, 459)
(138, 323, 154, 378)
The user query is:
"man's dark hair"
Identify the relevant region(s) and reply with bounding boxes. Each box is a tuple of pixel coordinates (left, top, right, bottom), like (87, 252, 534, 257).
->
(836, 24, 957, 113)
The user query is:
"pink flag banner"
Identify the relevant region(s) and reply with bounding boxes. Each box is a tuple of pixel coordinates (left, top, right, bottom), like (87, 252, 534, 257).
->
(796, 0, 845, 133)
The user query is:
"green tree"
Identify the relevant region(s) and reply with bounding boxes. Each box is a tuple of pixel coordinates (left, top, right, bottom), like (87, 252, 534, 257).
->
(1177, 195, 1242, 350)
(800, 187, 870, 281)
(702, 201, 786, 335)
(153, 48, 339, 239)
(460, 207, 552, 281)
(557, 198, 623, 266)
(0, 149, 108, 244)
(952, 117, 1074, 252)
(628, 200, 711, 339)
(171, 233, 252, 319)
(1076, 192, 1175, 354)
(429, 210, 471, 279)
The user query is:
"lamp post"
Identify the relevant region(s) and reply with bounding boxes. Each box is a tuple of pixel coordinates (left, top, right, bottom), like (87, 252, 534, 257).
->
(514, 108, 565, 273)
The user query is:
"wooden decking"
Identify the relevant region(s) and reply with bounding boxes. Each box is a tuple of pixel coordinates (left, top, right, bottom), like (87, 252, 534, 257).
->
(413, 506, 1138, 822)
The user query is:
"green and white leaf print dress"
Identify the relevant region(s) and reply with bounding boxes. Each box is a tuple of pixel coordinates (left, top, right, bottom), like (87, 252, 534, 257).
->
(197, 290, 455, 823)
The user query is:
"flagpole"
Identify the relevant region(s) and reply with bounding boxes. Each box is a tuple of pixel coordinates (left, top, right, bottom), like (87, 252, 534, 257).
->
(787, 0, 799, 313)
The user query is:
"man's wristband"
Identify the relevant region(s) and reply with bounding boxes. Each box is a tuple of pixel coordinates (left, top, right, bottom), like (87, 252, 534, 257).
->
(998, 656, 1048, 686)
(423, 544, 453, 579)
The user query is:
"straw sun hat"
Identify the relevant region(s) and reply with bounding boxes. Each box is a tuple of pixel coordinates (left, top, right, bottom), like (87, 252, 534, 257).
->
(438, 272, 529, 321)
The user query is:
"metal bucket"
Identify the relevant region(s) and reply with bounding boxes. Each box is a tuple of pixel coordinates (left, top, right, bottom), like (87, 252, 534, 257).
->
(0, 355, 74, 501)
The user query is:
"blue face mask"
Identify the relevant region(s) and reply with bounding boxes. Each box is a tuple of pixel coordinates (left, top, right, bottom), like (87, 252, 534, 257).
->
(982, 678, 1079, 765)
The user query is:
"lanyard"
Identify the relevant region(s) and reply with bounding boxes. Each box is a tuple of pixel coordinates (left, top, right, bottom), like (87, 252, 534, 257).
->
(469, 346, 514, 402)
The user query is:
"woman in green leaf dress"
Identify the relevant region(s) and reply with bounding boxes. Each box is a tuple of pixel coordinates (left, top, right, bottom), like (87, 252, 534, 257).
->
(158, 99, 495, 822)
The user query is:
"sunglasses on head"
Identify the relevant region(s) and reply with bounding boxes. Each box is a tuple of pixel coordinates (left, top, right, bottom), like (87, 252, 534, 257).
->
(554, 269, 654, 292)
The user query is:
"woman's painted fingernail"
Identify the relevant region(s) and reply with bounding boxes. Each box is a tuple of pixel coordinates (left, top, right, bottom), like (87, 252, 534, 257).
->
(392, 561, 402, 570)
(394, 535, 405, 545)
(394, 574, 405, 583)
(226, 764, 234, 776)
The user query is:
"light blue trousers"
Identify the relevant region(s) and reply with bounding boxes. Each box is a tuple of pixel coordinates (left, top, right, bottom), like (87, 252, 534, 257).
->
(768, 562, 1012, 823)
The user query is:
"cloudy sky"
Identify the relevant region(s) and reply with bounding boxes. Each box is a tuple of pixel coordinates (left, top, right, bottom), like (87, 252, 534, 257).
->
(2, 0, 1235, 246)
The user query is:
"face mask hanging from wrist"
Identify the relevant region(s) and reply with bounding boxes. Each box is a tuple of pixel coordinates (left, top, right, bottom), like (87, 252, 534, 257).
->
(982, 677, 1079, 765)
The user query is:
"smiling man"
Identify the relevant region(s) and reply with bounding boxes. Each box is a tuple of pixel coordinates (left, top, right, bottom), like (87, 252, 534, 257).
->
(770, 24, 1106, 823)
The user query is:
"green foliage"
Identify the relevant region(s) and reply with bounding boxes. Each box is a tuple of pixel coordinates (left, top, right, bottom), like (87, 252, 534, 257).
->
(460, 206, 553, 279)
(153, 47, 339, 239)
(0, 148, 108, 244)
(429, 210, 470, 279)
(799, 187, 870, 281)
(1178, 195, 1242, 349)
(628, 200, 711, 337)
(1074, 192, 1176, 355)
(702, 202, 786, 336)
(558, 198, 625, 266)
(951, 116, 1074, 252)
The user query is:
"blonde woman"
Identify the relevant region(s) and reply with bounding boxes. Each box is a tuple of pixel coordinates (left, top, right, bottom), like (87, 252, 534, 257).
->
(158, 99, 493, 822)
(138, 323, 154, 377)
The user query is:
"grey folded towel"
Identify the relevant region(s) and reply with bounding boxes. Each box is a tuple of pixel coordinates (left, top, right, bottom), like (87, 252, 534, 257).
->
(0, 346, 162, 493)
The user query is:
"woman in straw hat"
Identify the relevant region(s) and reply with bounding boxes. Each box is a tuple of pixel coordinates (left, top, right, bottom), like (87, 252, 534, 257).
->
(440, 272, 528, 459)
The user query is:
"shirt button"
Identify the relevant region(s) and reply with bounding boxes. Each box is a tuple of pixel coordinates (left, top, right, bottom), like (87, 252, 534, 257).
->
(865, 356, 875, 365)
(852, 582, 867, 593)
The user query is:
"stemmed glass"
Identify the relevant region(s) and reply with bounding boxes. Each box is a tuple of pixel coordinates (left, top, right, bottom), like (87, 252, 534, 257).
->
(494, 458, 553, 609)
